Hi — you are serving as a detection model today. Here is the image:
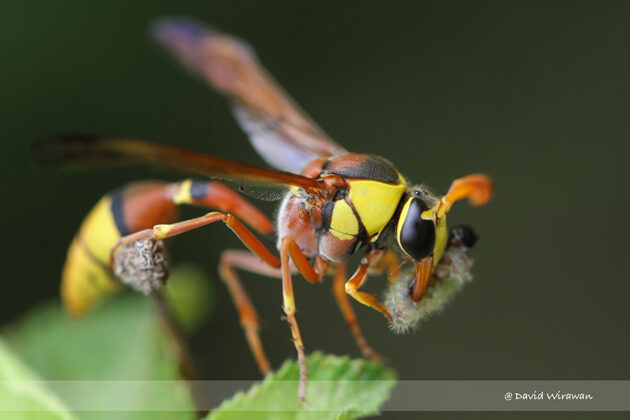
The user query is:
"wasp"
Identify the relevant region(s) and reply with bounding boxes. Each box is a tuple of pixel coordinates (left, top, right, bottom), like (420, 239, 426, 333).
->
(33, 18, 493, 401)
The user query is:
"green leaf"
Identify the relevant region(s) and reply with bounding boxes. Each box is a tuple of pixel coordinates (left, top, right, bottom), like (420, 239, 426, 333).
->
(0, 338, 76, 420)
(206, 352, 396, 420)
(5, 292, 198, 419)
(164, 264, 214, 334)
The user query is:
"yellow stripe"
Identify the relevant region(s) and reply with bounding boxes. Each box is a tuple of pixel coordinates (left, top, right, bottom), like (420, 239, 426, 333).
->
(153, 224, 173, 238)
(433, 214, 447, 264)
(172, 179, 193, 204)
(349, 179, 406, 238)
(420, 208, 436, 222)
(423, 205, 447, 264)
(396, 197, 413, 250)
(329, 199, 359, 240)
(80, 196, 122, 263)
(62, 195, 123, 315)
(61, 237, 120, 316)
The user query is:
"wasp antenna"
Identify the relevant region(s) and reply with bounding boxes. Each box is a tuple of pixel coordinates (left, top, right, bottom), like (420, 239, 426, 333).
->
(31, 133, 103, 167)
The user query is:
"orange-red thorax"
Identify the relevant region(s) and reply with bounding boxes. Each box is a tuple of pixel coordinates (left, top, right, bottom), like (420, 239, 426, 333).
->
(276, 154, 408, 262)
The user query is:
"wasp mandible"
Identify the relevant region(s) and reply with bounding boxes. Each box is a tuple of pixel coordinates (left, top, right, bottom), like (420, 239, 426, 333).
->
(33, 18, 493, 401)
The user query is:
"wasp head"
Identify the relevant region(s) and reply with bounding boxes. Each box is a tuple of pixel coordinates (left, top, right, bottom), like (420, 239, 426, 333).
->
(395, 187, 447, 301)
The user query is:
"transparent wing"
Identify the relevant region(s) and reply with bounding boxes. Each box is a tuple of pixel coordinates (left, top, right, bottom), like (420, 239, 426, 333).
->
(152, 18, 347, 173)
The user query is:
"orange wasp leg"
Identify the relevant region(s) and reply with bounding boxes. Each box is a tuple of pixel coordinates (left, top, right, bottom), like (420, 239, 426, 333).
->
(110, 210, 283, 375)
(219, 250, 329, 376)
(331, 263, 382, 362)
(345, 249, 393, 323)
(222, 247, 381, 373)
(368, 250, 403, 284)
(219, 250, 284, 376)
(279, 236, 330, 402)
(110, 212, 280, 269)
(173, 180, 275, 236)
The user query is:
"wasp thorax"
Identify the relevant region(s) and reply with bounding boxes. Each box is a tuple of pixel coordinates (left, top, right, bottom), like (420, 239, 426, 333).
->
(113, 238, 170, 295)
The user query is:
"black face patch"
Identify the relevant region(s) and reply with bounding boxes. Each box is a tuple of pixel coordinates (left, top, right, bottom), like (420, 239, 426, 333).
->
(399, 198, 435, 261)
(322, 154, 400, 184)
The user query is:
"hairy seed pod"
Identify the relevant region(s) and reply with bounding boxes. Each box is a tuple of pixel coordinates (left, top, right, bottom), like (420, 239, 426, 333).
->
(113, 238, 169, 295)
(385, 226, 476, 333)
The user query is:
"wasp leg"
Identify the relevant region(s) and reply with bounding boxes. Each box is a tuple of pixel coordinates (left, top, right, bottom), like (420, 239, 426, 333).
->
(279, 236, 331, 402)
(368, 250, 403, 284)
(219, 250, 283, 376)
(331, 263, 382, 362)
(345, 249, 393, 323)
(110, 212, 281, 269)
(219, 250, 328, 376)
(170, 180, 274, 236)
(437, 174, 494, 218)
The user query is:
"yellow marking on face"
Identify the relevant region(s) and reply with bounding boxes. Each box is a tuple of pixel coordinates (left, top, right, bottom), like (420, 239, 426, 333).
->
(329, 199, 359, 240)
(433, 213, 447, 264)
(80, 196, 123, 263)
(423, 205, 447, 264)
(396, 197, 413, 250)
(421, 208, 436, 222)
(348, 179, 406, 238)
(172, 179, 193, 204)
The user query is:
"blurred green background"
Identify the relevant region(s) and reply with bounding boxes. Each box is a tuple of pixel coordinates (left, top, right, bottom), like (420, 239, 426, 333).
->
(1, 0, 629, 416)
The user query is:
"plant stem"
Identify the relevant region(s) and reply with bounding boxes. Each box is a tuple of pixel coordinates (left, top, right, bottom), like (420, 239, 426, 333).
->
(152, 290, 208, 418)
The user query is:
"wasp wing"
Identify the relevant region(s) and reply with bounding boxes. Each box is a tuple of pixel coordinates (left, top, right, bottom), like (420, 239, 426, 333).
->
(152, 18, 347, 173)
(32, 134, 332, 198)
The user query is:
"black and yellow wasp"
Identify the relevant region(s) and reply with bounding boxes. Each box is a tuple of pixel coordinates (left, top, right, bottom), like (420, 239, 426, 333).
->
(34, 18, 493, 400)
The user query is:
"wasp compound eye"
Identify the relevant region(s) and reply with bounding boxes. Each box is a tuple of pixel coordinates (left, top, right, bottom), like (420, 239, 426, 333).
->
(397, 197, 436, 261)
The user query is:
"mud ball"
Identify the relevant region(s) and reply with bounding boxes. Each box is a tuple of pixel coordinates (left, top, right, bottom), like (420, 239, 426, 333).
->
(113, 238, 169, 295)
